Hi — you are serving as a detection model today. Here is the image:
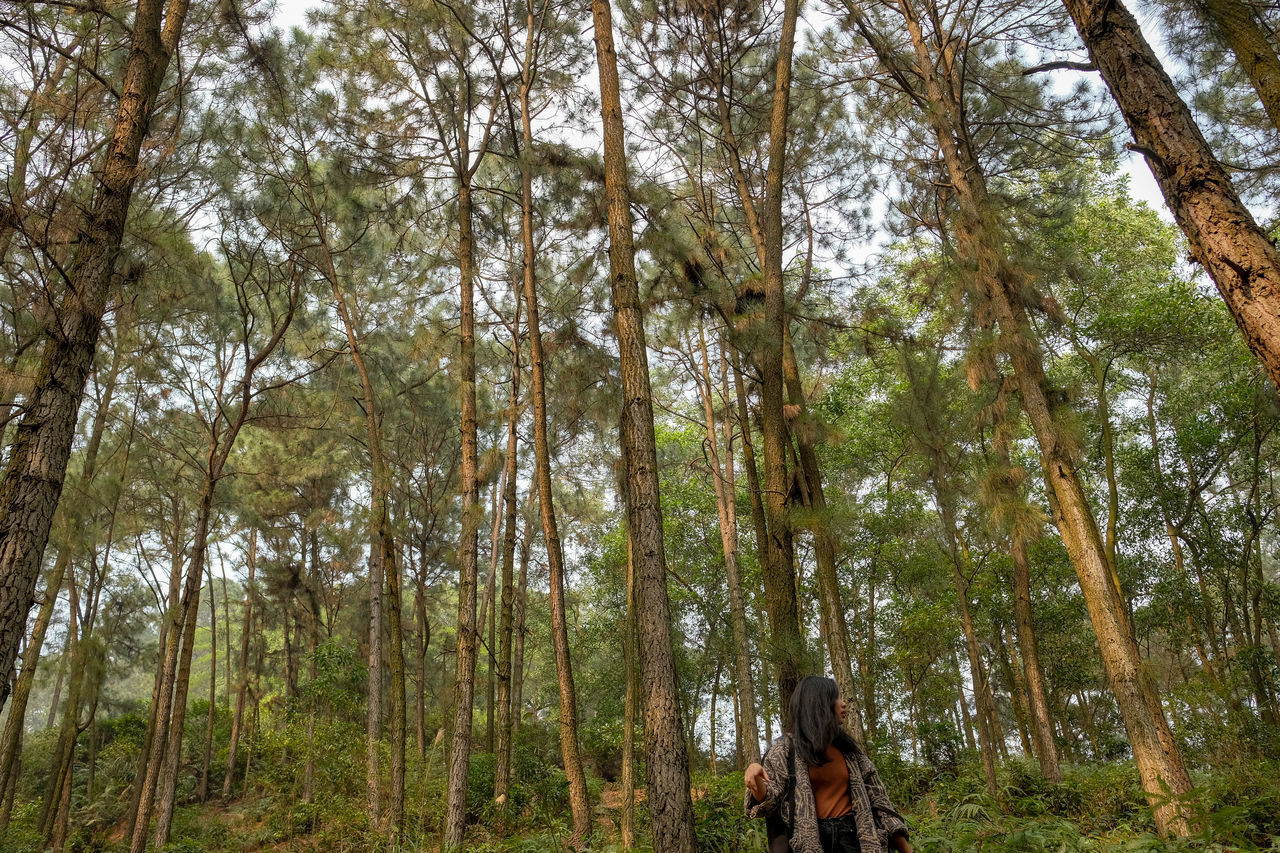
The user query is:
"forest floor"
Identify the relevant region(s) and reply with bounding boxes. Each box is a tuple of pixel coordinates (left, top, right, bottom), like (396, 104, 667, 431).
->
(9, 756, 1279, 852)
(72, 758, 1276, 853)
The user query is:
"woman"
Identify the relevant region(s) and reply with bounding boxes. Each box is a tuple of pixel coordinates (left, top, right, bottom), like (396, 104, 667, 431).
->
(744, 676, 912, 853)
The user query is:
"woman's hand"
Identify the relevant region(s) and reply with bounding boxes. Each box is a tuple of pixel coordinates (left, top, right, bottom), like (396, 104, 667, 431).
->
(892, 832, 913, 853)
(743, 762, 770, 801)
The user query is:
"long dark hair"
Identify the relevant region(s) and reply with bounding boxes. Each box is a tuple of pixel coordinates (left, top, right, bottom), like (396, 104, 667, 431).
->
(789, 676, 858, 767)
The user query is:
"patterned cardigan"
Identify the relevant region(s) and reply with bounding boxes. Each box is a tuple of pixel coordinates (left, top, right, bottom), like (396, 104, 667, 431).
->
(744, 734, 909, 853)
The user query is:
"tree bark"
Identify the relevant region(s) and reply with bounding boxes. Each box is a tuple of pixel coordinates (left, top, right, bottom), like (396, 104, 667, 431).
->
(443, 168, 483, 851)
(591, 1, 697, 848)
(694, 326, 760, 765)
(621, 529, 639, 850)
(1011, 531, 1062, 782)
(1199, 0, 1280, 132)
(0, 0, 191, 712)
(523, 125, 592, 847)
(868, 0, 1195, 830)
(494, 276, 522, 833)
(1061, 0, 1280, 390)
(755, 0, 808, 725)
(223, 529, 256, 800)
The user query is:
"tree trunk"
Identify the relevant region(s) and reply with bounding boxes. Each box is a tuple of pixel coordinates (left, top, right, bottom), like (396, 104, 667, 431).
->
(591, 1, 696, 847)
(1199, 0, 1280, 132)
(199, 553, 218, 802)
(1061, 0, 1280, 390)
(512, 533, 530, 737)
(494, 200, 523, 832)
(1011, 531, 1062, 782)
(0, 0, 191, 709)
(523, 133, 592, 847)
(385, 535, 406, 841)
(621, 529, 639, 850)
(223, 528, 256, 799)
(755, 0, 808, 725)
(877, 0, 1195, 830)
(695, 326, 760, 765)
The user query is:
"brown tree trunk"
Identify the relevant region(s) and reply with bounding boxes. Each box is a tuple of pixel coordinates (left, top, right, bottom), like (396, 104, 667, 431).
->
(385, 535, 406, 841)
(694, 326, 760, 764)
(523, 135, 592, 847)
(137, 479, 215, 853)
(444, 173, 483, 850)
(494, 296, 521, 831)
(876, 0, 1195, 830)
(1061, 0, 1280, 390)
(0, 348, 119, 828)
(621, 529, 639, 850)
(1011, 532, 1062, 782)
(512, 533, 530, 737)
(755, 0, 808, 725)
(781, 332, 866, 743)
(223, 528, 256, 799)
(0, 0, 191, 712)
(1199, 0, 1280, 132)
(591, 1, 696, 847)
(198, 554, 218, 802)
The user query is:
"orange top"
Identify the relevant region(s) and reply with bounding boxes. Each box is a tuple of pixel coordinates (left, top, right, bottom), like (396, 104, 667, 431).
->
(808, 744, 853, 818)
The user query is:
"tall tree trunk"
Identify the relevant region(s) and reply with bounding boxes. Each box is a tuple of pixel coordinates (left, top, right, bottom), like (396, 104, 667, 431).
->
(385, 535, 406, 841)
(199, 553, 218, 802)
(321, 230, 392, 835)
(523, 132, 592, 848)
(0, 347, 120, 827)
(868, 0, 1195, 830)
(223, 528, 256, 799)
(782, 332, 865, 742)
(1011, 531, 1062, 782)
(512, 533, 530, 738)
(1061, 0, 1280, 389)
(494, 201, 523, 831)
(621, 529, 639, 850)
(755, 0, 808, 724)
(1199, 0, 1280, 132)
(0, 0, 191, 709)
(591, 1, 696, 847)
(126, 502, 185, 839)
(694, 326, 760, 764)
(444, 172, 483, 850)
(135, 477, 215, 853)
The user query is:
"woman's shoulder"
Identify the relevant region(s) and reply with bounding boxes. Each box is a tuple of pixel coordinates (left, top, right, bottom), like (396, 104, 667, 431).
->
(762, 733, 795, 763)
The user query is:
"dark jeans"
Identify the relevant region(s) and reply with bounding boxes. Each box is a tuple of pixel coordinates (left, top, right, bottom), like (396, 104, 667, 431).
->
(817, 815, 862, 853)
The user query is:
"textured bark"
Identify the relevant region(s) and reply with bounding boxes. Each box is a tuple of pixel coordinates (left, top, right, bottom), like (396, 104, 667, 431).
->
(135, 480, 214, 853)
(782, 332, 866, 744)
(385, 536, 406, 841)
(1011, 532, 1062, 782)
(694, 326, 760, 766)
(1061, 0, 1280, 390)
(591, 1, 696, 847)
(1200, 0, 1280, 132)
(756, 0, 808, 724)
(0, 349, 118, 829)
(523, 129, 592, 847)
(444, 172, 483, 850)
(223, 529, 256, 799)
(493, 303, 520, 831)
(0, 0, 190, 711)
(621, 531, 639, 850)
